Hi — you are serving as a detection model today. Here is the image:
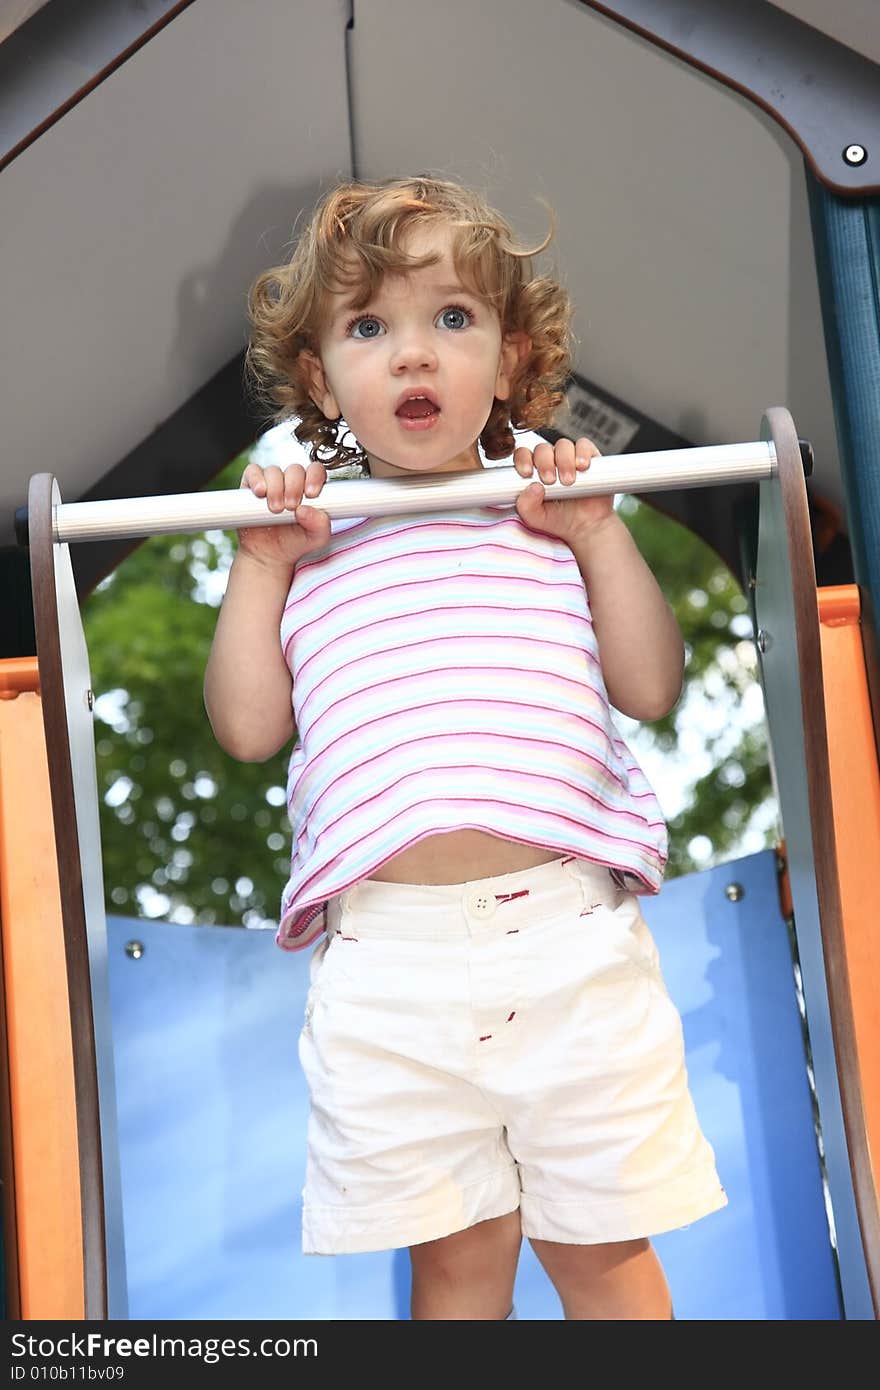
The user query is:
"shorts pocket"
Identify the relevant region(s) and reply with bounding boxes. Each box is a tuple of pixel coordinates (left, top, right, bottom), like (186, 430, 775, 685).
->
(302, 932, 340, 1030)
(302, 903, 370, 1032)
(606, 895, 661, 973)
(590, 894, 663, 979)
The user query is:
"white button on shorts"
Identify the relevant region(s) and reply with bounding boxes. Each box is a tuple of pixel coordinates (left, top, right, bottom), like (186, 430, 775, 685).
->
(466, 890, 496, 918)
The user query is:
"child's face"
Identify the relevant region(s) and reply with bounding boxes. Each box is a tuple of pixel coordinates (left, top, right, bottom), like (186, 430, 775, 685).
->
(304, 224, 525, 477)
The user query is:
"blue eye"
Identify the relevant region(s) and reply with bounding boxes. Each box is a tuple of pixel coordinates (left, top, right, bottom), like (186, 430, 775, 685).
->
(436, 306, 471, 330)
(349, 316, 384, 339)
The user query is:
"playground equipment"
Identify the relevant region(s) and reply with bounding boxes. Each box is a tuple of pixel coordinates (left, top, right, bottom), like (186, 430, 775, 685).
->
(2, 0, 879, 1324)
(0, 407, 876, 1319)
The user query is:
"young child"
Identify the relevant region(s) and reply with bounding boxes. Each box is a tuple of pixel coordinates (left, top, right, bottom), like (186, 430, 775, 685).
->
(204, 176, 726, 1320)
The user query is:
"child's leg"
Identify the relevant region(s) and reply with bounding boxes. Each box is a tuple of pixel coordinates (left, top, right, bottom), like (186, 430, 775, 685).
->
(528, 1236, 673, 1320)
(409, 1210, 522, 1320)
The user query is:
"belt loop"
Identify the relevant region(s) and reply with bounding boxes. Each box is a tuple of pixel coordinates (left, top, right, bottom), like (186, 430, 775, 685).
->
(327, 887, 353, 937)
(560, 856, 591, 915)
(562, 856, 620, 912)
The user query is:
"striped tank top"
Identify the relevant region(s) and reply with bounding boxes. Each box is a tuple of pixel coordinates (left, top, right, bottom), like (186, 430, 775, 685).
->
(276, 503, 667, 950)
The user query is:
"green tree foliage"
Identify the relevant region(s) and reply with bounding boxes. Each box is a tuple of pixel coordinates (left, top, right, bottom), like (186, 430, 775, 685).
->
(83, 456, 291, 927)
(82, 460, 775, 928)
(617, 495, 775, 876)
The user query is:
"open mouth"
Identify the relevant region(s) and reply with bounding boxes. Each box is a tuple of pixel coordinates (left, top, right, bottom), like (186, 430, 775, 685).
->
(395, 393, 441, 430)
(395, 395, 440, 420)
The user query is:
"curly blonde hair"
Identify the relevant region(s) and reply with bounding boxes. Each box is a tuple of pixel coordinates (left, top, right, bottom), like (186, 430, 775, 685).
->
(245, 176, 572, 469)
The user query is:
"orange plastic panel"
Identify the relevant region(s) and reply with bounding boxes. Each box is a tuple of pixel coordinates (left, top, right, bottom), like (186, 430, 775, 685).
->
(818, 587, 880, 1202)
(0, 658, 40, 699)
(0, 657, 84, 1318)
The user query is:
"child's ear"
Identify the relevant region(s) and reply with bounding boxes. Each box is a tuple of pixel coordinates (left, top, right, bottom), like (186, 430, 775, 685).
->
(495, 331, 532, 402)
(299, 349, 341, 420)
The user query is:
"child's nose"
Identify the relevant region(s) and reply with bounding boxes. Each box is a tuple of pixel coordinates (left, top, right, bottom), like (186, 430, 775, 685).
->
(390, 333, 438, 373)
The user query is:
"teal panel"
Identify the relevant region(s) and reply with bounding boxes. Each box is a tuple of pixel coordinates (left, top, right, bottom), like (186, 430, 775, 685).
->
(807, 173, 880, 639)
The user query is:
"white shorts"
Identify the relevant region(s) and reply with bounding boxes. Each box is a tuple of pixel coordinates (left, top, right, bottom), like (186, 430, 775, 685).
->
(297, 854, 726, 1255)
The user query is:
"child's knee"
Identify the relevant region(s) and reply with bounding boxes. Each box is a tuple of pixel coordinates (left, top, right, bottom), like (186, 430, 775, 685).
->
(409, 1211, 522, 1319)
(410, 1209, 522, 1284)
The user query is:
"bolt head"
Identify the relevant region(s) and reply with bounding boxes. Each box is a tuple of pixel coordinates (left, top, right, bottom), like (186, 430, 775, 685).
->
(843, 144, 867, 166)
(125, 940, 144, 959)
(725, 883, 744, 902)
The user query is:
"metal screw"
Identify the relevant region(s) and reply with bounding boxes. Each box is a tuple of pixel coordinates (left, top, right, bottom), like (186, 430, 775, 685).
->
(725, 883, 744, 902)
(843, 144, 867, 166)
(125, 940, 144, 959)
(747, 573, 757, 590)
(756, 629, 772, 653)
(86, 688, 94, 710)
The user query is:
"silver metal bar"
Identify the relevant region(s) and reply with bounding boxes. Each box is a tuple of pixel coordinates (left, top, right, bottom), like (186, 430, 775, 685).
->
(52, 441, 777, 543)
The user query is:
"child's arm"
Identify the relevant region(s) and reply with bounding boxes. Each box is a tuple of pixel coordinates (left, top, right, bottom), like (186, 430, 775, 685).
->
(514, 437, 684, 722)
(203, 460, 329, 762)
(566, 512, 685, 722)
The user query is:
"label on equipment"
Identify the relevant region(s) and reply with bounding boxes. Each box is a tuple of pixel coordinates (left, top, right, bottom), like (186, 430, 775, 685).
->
(554, 382, 640, 456)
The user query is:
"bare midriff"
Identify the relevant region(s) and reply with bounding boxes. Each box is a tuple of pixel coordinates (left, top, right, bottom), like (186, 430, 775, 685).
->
(365, 828, 564, 885)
